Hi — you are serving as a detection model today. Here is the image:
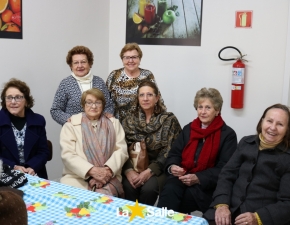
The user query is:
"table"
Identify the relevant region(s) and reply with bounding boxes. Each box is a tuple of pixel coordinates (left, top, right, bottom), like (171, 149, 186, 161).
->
(19, 175, 208, 225)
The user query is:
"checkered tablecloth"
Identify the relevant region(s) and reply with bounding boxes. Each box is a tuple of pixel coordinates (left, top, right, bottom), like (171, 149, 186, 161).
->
(19, 175, 208, 225)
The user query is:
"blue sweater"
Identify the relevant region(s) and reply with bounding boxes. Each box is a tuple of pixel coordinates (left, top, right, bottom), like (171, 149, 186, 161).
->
(50, 75, 114, 125)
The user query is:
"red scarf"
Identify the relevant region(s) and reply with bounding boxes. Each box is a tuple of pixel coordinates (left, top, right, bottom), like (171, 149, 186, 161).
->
(181, 115, 224, 173)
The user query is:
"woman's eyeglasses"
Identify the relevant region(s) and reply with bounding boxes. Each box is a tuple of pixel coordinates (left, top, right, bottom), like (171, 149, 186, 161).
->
(72, 60, 88, 66)
(5, 95, 24, 102)
(122, 55, 139, 61)
(85, 101, 102, 107)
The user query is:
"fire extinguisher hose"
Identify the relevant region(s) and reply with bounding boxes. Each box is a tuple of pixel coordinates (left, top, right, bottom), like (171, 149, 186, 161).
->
(218, 46, 247, 61)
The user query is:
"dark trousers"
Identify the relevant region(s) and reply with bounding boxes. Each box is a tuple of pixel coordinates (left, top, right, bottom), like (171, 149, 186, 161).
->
(122, 175, 159, 206)
(157, 175, 212, 214)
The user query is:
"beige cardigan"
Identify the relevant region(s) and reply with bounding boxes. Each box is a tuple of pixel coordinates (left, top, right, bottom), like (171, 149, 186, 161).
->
(60, 113, 128, 190)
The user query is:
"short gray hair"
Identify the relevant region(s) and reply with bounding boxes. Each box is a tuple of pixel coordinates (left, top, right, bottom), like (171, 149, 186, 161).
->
(193, 88, 223, 111)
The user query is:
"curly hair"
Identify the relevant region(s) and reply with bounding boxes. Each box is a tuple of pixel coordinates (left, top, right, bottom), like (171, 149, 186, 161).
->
(256, 103, 290, 149)
(120, 43, 143, 60)
(193, 88, 223, 112)
(80, 88, 106, 110)
(66, 46, 94, 67)
(134, 80, 165, 115)
(1, 78, 34, 109)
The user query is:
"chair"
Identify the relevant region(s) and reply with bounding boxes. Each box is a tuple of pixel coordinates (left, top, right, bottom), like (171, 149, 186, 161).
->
(47, 140, 53, 161)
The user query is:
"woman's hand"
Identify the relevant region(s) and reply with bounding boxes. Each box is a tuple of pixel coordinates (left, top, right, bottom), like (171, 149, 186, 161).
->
(88, 178, 103, 190)
(125, 170, 140, 189)
(14, 166, 36, 176)
(104, 113, 114, 118)
(170, 165, 186, 177)
(179, 174, 199, 186)
(133, 168, 153, 188)
(235, 212, 258, 225)
(87, 167, 112, 184)
(215, 205, 232, 225)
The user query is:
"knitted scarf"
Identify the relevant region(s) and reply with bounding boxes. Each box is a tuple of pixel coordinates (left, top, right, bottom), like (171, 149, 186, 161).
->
(81, 113, 124, 197)
(181, 115, 224, 173)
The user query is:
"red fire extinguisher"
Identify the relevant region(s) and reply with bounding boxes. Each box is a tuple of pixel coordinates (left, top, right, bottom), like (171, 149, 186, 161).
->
(218, 46, 247, 109)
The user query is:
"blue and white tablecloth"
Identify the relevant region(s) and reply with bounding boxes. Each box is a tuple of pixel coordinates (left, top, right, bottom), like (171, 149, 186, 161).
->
(19, 174, 208, 225)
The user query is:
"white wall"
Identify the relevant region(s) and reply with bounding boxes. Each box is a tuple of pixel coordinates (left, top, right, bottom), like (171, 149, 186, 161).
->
(109, 0, 290, 140)
(0, 0, 110, 179)
(0, 0, 289, 179)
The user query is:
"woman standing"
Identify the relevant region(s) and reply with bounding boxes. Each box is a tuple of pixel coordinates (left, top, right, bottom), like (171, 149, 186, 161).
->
(0, 79, 49, 179)
(51, 46, 114, 125)
(106, 43, 166, 124)
(158, 88, 237, 214)
(122, 81, 181, 205)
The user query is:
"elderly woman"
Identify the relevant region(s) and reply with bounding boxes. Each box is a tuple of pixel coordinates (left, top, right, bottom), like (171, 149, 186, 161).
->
(0, 78, 49, 179)
(51, 46, 114, 125)
(157, 88, 237, 214)
(122, 81, 181, 205)
(60, 88, 128, 197)
(204, 104, 290, 225)
(106, 42, 166, 124)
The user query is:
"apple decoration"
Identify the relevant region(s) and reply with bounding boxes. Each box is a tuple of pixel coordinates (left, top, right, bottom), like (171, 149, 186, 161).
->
(65, 201, 96, 218)
(162, 10, 176, 25)
(30, 180, 50, 188)
(26, 202, 48, 212)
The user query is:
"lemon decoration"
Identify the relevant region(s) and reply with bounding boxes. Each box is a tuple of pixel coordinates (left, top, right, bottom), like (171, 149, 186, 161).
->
(33, 202, 42, 207)
(133, 13, 143, 24)
(79, 208, 90, 216)
(0, 0, 8, 14)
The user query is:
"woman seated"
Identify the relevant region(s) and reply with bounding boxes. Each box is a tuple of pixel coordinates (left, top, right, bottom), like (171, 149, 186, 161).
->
(122, 81, 181, 205)
(60, 88, 128, 197)
(0, 78, 50, 179)
(157, 88, 237, 214)
(204, 104, 290, 225)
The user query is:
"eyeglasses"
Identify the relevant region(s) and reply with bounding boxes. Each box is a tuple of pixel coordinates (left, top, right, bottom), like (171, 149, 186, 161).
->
(138, 93, 156, 98)
(122, 55, 139, 61)
(5, 95, 24, 102)
(72, 60, 88, 66)
(85, 101, 102, 107)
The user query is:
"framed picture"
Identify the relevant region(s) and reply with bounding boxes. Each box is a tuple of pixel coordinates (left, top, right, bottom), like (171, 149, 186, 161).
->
(126, 0, 202, 46)
(0, 0, 22, 39)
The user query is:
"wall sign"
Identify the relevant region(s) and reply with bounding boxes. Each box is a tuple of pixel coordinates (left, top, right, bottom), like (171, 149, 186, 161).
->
(235, 11, 252, 28)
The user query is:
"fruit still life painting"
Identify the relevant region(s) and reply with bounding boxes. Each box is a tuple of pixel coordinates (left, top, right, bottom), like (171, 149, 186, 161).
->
(126, 0, 202, 46)
(0, 0, 22, 39)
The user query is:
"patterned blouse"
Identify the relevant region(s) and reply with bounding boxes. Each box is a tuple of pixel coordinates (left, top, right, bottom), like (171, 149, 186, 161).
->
(106, 68, 166, 124)
(11, 124, 26, 165)
(122, 110, 181, 176)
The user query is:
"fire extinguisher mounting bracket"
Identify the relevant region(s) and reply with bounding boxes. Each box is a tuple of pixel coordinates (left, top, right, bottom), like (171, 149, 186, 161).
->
(218, 46, 247, 62)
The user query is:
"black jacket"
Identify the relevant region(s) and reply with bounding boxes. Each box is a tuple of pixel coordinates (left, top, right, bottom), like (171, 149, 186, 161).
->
(165, 122, 237, 192)
(0, 108, 49, 179)
(206, 135, 290, 225)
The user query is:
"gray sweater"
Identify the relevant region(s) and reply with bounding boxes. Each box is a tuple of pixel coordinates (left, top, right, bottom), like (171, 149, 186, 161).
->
(50, 75, 114, 125)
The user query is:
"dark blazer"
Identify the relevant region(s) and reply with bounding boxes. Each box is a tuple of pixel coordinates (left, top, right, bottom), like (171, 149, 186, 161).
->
(0, 108, 49, 179)
(205, 135, 290, 225)
(165, 122, 237, 192)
